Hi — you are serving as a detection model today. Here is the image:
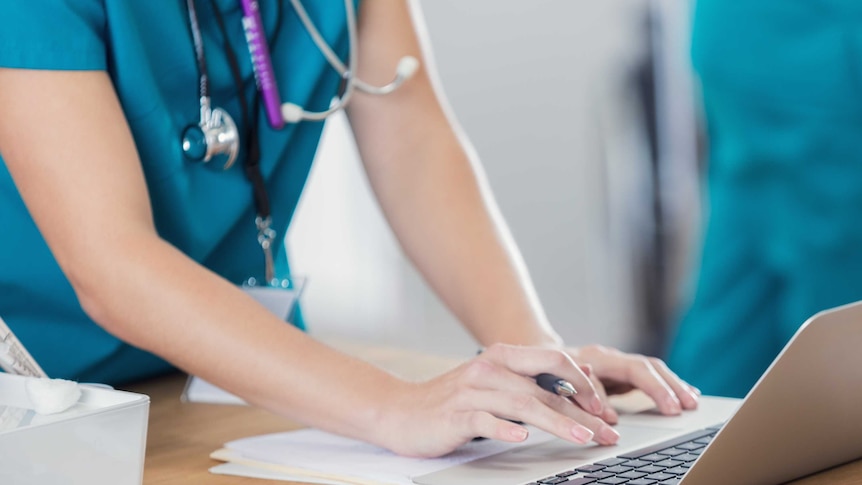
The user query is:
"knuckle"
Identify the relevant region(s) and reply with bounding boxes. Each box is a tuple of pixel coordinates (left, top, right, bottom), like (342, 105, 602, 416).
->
(548, 350, 571, 367)
(648, 356, 670, 371)
(623, 355, 652, 380)
(633, 355, 653, 370)
(468, 411, 488, 431)
(462, 359, 494, 382)
(584, 344, 608, 355)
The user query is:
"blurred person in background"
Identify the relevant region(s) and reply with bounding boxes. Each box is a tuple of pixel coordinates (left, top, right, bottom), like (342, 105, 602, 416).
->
(668, 1, 862, 398)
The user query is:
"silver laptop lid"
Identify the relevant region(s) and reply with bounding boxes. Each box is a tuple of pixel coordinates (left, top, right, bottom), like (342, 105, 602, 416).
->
(681, 300, 862, 484)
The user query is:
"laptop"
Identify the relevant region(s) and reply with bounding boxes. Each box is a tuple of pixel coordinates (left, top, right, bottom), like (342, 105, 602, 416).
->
(414, 300, 862, 485)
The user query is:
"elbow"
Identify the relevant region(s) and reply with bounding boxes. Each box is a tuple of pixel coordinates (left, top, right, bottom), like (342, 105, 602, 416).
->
(66, 263, 116, 335)
(62, 251, 139, 344)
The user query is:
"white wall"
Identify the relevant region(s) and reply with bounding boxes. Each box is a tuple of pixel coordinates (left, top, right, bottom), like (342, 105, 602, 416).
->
(287, 0, 696, 357)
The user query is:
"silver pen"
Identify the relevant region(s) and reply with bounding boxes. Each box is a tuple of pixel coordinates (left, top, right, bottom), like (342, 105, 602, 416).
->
(535, 373, 576, 397)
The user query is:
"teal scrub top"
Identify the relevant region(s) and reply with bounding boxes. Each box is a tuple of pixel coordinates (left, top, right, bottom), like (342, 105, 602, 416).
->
(668, 0, 862, 397)
(0, 1, 352, 384)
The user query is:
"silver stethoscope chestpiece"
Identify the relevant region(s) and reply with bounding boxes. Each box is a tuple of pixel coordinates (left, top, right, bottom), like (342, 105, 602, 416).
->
(182, 98, 240, 170)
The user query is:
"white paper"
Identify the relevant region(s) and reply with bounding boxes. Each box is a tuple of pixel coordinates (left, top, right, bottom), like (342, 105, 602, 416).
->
(221, 427, 556, 485)
(182, 377, 248, 405)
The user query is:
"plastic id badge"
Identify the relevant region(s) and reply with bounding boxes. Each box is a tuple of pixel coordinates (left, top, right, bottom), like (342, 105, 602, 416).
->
(239, 275, 307, 323)
(181, 276, 307, 404)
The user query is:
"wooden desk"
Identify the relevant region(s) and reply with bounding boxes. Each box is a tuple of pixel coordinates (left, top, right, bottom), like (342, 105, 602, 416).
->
(124, 344, 862, 485)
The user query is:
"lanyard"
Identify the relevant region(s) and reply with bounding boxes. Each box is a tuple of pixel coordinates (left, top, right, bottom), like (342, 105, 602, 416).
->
(186, 0, 283, 284)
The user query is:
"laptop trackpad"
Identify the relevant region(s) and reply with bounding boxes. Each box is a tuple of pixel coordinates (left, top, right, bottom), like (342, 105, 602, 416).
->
(412, 424, 682, 485)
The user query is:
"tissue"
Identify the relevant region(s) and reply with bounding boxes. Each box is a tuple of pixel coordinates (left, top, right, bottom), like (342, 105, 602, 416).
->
(24, 377, 82, 415)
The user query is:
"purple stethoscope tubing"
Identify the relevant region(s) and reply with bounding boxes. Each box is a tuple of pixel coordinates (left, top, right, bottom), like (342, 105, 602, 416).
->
(240, 0, 285, 130)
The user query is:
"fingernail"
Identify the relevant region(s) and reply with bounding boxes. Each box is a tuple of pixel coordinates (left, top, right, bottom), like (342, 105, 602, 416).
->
(591, 395, 604, 414)
(571, 424, 594, 443)
(685, 390, 700, 407)
(510, 427, 529, 441)
(598, 425, 620, 444)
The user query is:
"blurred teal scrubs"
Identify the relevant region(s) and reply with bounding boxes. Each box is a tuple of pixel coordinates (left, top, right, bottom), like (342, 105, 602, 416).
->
(0, 1, 352, 384)
(668, 0, 862, 397)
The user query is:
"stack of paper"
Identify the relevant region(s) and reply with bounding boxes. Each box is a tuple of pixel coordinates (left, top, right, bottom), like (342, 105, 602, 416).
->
(210, 427, 556, 485)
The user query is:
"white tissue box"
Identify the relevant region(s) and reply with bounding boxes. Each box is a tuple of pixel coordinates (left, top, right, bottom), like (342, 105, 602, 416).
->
(0, 373, 149, 485)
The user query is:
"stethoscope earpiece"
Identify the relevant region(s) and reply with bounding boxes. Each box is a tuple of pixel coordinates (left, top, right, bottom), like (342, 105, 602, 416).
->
(278, 0, 420, 122)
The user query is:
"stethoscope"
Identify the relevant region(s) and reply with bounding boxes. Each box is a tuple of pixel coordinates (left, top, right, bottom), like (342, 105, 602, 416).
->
(181, 0, 419, 285)
(181, 0, 419, 170)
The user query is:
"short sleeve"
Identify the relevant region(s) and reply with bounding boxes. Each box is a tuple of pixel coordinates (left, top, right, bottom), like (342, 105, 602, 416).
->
(0, 0, 106, 70)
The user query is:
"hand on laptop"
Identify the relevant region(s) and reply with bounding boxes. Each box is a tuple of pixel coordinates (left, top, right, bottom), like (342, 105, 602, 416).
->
(568, 344, 701, 420)
(374, 343, 700, 458)
(376, 344, 623, 457)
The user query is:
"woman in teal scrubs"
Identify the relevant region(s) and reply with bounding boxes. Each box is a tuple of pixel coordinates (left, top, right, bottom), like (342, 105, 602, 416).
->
(668, 0, 862, 398)
(0, 1, 698, 456)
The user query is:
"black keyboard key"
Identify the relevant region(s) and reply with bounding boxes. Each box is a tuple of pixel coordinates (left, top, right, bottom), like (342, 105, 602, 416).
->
(659, 479, 682, 485)
(676, 453, 700, 462)
(665, 466, 689, 475)
(627, 480, 658, 485)
(557, 470, 579, 477)
(617, 429, 715, 459)
(635, 465, 666, 474)
(585, 472, 614, 479)
(639, 453, 666, 462)
(563, 479, 596, 485)
(577, 465, 606, 473)
(676, 442, 703, 451)
(596, 477, 628, 484)
(693, 436, 713, 445)
(657, 448, 685, 457)
(602, 465, 632, 474)
(595, 458, 628, 467)
(646, 472, 677, 481)
(540, 477, 568, 484)
(653, 459, 684, 468)
(621, 459, 651, 468)
(617, 470, 648, 480)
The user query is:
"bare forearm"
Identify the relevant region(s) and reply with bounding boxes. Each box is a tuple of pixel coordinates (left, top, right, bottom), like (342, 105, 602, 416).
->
(360, 118, 559, 347)
(346, 0, 560, 348)
(69, 233, 403, 445)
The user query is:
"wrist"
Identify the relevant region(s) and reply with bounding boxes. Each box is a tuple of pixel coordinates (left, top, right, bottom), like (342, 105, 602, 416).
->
(478, 324, 564, 349)
(365, 379, 422, 454)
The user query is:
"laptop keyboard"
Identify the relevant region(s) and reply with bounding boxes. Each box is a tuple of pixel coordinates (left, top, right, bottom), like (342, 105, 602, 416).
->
(522, 426, 721, 485)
